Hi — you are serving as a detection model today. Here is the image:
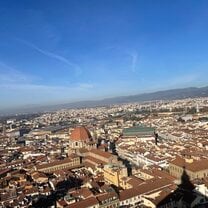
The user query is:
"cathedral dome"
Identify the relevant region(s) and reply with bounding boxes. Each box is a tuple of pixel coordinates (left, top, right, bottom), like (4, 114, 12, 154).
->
(70, 126, 91, 141)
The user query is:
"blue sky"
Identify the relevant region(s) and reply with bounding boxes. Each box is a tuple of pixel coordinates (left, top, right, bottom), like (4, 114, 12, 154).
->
(0, 0, 208, 109)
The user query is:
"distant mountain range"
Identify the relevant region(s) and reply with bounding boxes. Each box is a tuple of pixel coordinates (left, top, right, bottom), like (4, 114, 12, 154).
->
(1, 86, 208, 116)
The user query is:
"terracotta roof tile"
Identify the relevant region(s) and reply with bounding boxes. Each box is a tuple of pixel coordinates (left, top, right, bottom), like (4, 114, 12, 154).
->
(70, 126, 91, 141)
(67, 196, 98, 208)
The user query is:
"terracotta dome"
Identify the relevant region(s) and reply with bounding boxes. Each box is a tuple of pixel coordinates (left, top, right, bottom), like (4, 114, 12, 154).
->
(70, 126, 91, 141)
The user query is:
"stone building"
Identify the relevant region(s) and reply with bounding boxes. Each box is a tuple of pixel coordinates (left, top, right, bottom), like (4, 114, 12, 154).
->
(35, 155, 81, 173)
(68, 126, 96, 154)
(169, 157, 208, 180)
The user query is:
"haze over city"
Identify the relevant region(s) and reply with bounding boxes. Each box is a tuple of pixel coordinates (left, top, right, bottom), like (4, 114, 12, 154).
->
(1, 0, 208, 109)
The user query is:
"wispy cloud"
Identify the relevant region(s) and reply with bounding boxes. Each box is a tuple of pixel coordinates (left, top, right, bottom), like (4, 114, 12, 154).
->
(0, 83, 67, 91)
(78, 83, 94, 89)
(17, 39, 82, 76)
(123, 50, 139, 73)
(0, 61, 31, 83)
(0, 82, 94, 93)
(167, 74, 199, 87)
(0, 61, 93, 96)
(130, 52, 138, 72)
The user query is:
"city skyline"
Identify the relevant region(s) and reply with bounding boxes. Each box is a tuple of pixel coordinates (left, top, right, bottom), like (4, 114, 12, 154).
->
(1, 0, 208, 109)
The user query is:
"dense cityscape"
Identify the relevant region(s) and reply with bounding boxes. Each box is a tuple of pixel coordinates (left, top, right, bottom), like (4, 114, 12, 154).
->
(0, 98, 208, 207)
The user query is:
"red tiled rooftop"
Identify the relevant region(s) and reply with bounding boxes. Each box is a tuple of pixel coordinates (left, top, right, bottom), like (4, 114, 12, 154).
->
(90, 149, 112, 159)
(70, 126, 91, 141)
(67, 196, 98, 208)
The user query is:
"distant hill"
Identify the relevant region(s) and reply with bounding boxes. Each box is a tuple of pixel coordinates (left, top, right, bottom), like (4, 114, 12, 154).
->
(1, 86, 208, 116)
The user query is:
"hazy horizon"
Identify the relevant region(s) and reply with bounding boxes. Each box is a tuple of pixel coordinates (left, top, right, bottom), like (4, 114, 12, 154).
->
(0, 85, 207, 115)
(0, 85, 205, 109)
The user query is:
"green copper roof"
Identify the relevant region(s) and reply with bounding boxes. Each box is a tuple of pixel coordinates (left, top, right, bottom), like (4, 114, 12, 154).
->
(123, 126, 155, 136)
